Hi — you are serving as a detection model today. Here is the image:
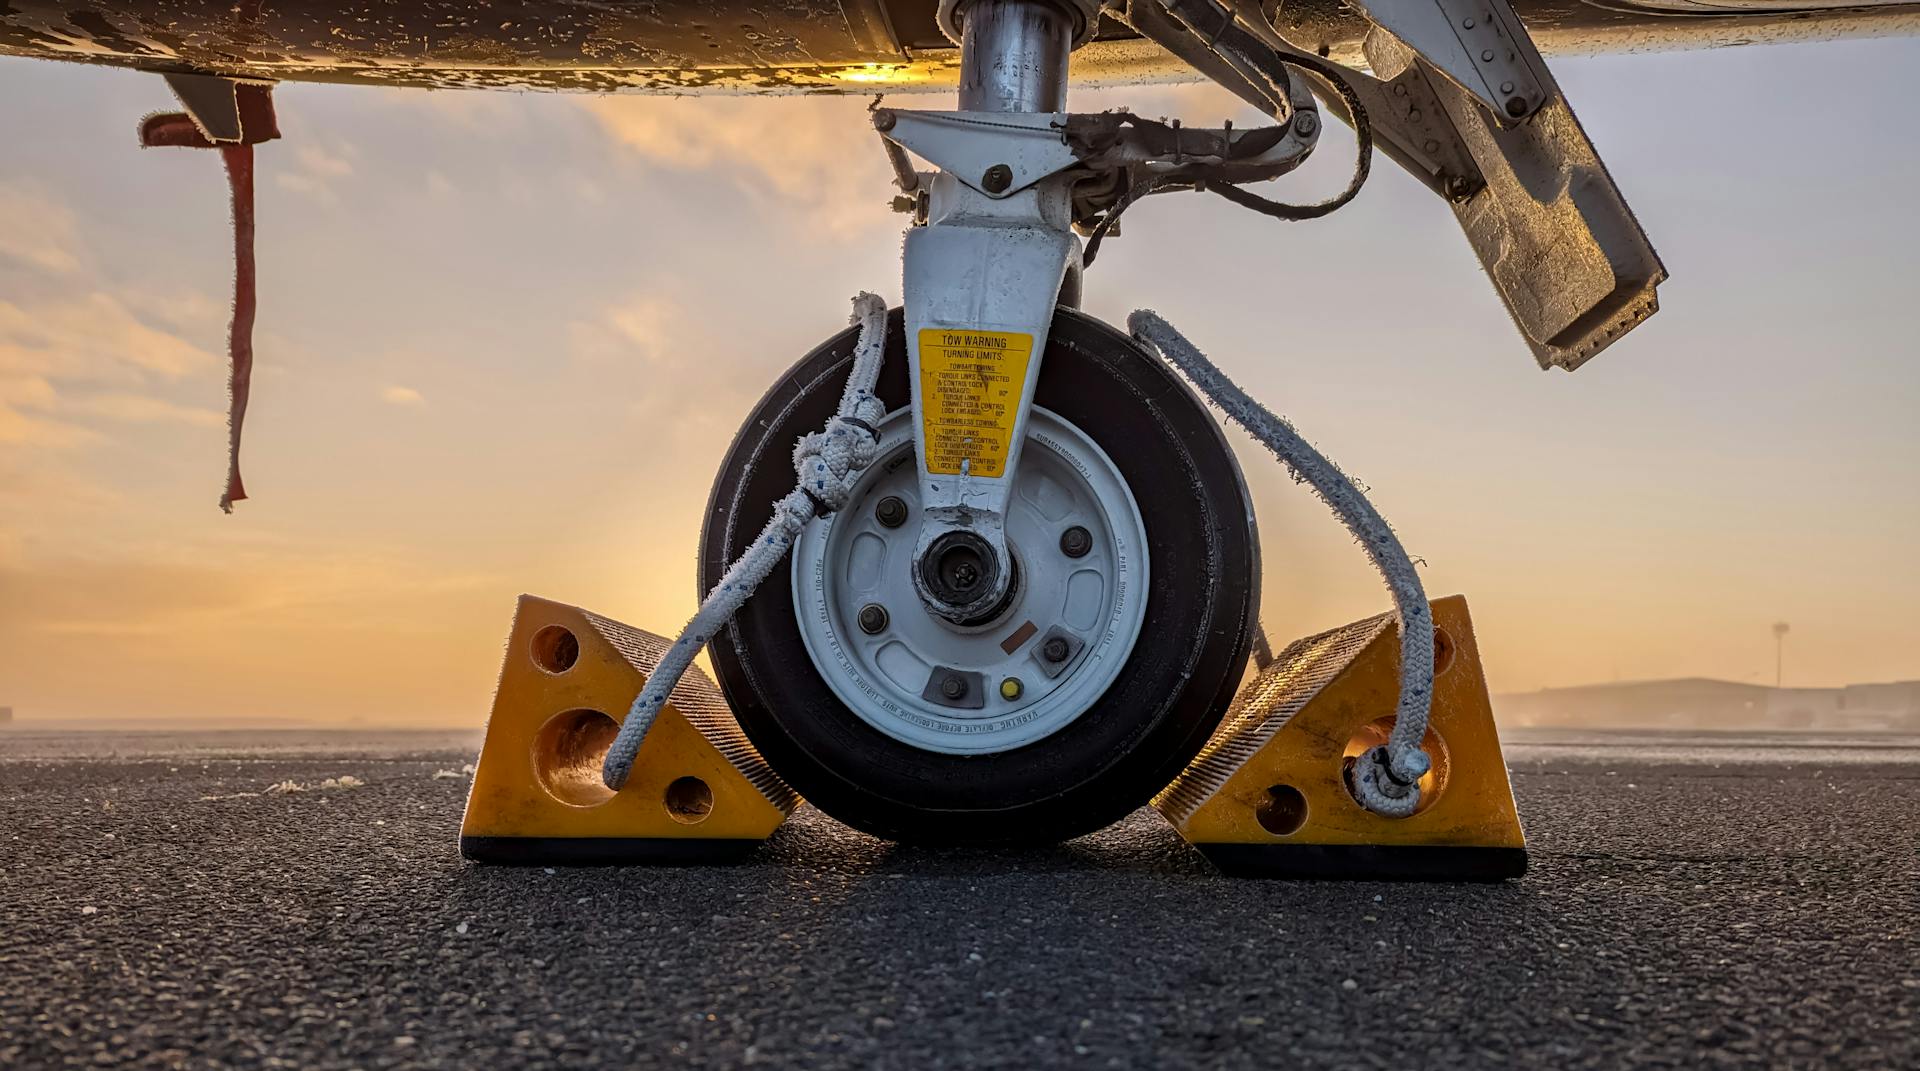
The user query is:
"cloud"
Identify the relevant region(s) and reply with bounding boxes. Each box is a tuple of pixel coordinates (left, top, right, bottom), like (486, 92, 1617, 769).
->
(0, 293, 212, 383)
(0, 397, 98, 448)
(380, 385, 425, 406)
(0, 289, 219, 450)
(297, 143, 356, 180)
(0, 374, 56, 410)
(405, 90, 525, 133)
(0, 380, 220, 449)
(0, 183, 83, 275)
(66, 392, 223, 428)
(564, 289, 765, 445)
(0, 186, 214, 448)
(275, 142, 359, 204)
(122, 287, 229, 339)
(578, 94, 893, 233)
(0, 366, 89, 450)
(566, 290, 713, 380)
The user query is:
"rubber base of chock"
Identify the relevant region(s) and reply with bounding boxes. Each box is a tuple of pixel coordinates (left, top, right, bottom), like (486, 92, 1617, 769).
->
(459, 595, 799, 865)
(459, 836, 766, 866)
(1155, 595, 1528, 881)
(1197, 844, 1528, 881)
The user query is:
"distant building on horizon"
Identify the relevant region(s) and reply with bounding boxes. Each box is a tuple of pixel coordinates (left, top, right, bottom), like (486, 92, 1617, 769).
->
(0, 706, 11, 726)
(1495, 678, 1920, 732)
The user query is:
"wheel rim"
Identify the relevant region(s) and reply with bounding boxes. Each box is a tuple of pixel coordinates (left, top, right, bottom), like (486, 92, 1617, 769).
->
(792, 405, 1149, 755)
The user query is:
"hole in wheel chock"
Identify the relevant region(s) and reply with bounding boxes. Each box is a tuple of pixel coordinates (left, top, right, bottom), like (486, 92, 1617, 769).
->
(532, 708, 619, 808)
(664, 776, 714, 824)
(1432, 627, 1456, 677)
(530, 624, 580, 674)
(1256, 784, 1309, 836)
(1341, 716, 1451, 816)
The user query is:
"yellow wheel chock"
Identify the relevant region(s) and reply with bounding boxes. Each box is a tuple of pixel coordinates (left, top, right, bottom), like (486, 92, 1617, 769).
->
(1154, 595, 1527, 881)
(460, 596, 798, 864)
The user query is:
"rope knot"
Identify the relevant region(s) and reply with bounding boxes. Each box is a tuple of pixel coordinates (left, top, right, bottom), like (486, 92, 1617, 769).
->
(792, 415, 882, 515)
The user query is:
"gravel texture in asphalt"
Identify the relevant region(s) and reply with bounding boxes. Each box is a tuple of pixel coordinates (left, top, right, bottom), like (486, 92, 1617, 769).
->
(1, 729, 1915, 1068)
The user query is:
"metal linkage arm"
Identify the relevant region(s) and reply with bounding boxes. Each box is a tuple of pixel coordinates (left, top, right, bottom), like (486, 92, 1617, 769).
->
(1114, 0, 1669, 371)
(873, 105, 1319, 206)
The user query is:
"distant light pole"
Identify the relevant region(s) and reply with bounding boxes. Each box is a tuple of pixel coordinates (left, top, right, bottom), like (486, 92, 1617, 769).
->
(1772, 621, 1790, 688)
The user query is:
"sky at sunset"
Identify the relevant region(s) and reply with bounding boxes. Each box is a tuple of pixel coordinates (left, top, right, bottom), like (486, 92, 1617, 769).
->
(1, 38, 1916, 727)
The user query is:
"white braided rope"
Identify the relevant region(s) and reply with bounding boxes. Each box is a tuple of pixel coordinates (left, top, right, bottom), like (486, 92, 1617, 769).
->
(601, 292, 892, 791)
(1129, 310, 1433, 818)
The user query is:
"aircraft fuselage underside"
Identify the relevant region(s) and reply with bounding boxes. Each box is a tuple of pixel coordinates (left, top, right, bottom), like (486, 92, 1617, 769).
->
(2, 0, 1916, 92)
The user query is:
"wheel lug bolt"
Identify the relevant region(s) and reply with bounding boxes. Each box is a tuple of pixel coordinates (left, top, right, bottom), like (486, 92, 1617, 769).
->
(999, 677, 1024, 701)
(940, 676, 968, 700)
(1042, 637, 1070, 663)
(858, 604, 889, 635)
(1060, 526, 1092, 558)
(875, 496, 907, 528)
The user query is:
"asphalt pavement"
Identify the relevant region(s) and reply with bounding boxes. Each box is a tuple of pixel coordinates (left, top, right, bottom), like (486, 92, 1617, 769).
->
(1, 728, 1914, 1069)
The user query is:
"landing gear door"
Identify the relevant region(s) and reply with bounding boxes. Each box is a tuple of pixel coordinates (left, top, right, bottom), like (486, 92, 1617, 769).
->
(1366, 27, 1668, 372)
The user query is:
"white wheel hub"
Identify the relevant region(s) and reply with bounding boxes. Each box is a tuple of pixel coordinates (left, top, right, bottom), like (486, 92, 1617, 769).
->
(793, 405, 1149, 755)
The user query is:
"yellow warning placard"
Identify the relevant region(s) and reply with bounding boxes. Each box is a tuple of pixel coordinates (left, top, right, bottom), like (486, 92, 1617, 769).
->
(917, 327, 1034, 478)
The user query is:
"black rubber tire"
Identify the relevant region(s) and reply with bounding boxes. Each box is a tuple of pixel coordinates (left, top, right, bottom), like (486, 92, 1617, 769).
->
(701, 307, 1258, 845)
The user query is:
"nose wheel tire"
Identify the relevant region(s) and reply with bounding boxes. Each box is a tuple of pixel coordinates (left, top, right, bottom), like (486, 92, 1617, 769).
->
(701, 307, 1258, 845)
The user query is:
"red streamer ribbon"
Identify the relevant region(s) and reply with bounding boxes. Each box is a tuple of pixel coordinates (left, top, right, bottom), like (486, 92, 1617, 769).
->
(139, 83, 278, 512)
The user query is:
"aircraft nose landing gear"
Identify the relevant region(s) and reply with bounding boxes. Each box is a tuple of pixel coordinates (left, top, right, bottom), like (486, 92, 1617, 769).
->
(459, 0, 1646, 864)
(597, 0, 1428, 846)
